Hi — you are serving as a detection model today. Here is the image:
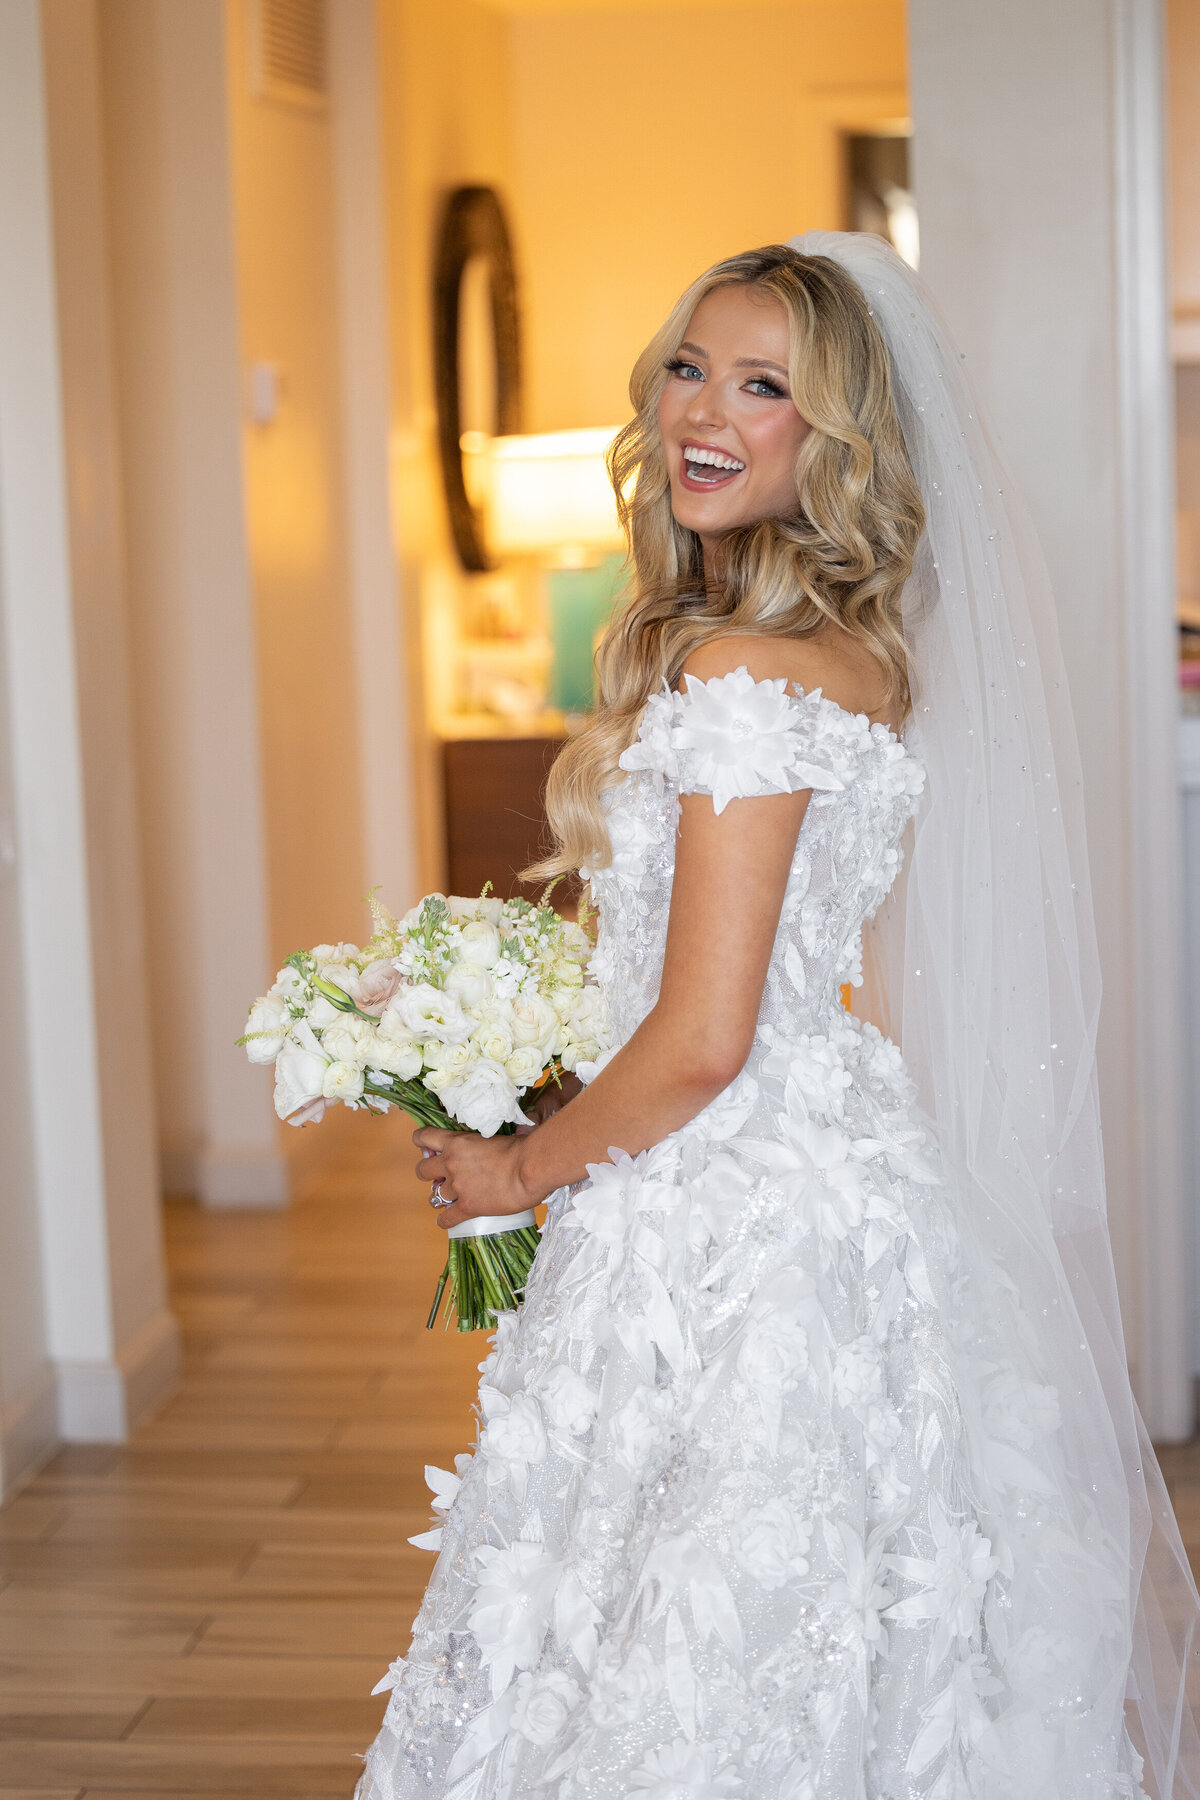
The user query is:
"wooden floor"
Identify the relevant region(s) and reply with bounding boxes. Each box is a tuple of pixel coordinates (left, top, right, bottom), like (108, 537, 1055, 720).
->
(5, 1135, 1200, 1798)
(0, 1129, 483, 1798)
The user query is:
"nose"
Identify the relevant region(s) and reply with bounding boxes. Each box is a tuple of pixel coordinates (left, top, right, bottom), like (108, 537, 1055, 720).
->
(682, 378, 725, 433)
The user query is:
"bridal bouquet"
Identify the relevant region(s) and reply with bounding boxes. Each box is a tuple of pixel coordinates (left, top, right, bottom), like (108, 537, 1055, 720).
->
(239, 890, 609, 1330)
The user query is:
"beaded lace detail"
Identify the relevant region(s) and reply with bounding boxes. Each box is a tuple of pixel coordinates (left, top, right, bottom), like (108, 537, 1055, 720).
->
(356, 672, 1147, 1800)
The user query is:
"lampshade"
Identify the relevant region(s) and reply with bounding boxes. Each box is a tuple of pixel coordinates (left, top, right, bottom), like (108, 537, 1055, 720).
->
(462, 427, 625, 557)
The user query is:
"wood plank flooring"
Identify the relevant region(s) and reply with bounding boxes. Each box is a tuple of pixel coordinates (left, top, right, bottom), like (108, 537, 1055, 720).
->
(0, 1131, 482, 1797)
(5, 1129, 1200, 1797)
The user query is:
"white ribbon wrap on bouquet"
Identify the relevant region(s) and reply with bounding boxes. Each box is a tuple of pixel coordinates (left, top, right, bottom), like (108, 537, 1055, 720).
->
(447, 1209, 538, 1240)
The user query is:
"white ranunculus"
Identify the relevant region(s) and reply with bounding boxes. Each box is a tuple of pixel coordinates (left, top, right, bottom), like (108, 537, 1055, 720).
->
(538, 1364, 597, 1438)
(396, 981, 471, 1044)
(457, 919, 502, 968)
(274, 1021, 330, 1125)
(365, 1034, 423, 1081)
(243, 994, 290, 1063)
(735, 1497, 813, 1589)
(473, 1014, 515, 1064)
(444, 961, 494, 1010)
(436, 1058, 521, 1135)
(322, 1059, 365, 1103)
(312, 941, 359, 965)
(505, 1044, 547, 1089)
(510, 1669, 581, 1746)
(320, 1017, 372, 1065)
(509, 991, 559, 1051)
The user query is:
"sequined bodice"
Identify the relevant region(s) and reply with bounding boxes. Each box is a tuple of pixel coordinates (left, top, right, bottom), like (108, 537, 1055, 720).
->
(582, 669, 926, 1051)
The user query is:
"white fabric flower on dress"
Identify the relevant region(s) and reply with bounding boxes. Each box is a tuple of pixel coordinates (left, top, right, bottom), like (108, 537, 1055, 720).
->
(607, 1385, 673, 1476)
(627, 1736, 744, 1798)
(618, 688, 679, 783)
(735, 1497, 813, 1589)
(833, 1336, 886, 1409)
(468, 1540, 563, 1694)
(982, 1366, 1061, 1448)
(736, 1098, 875, 1245)
(537, 1364, 598, 1438)
(478, 1386, 548, 1498)
(673, 669, 841, 815)
(886, 1498, 999, 1670)
(407, 1453, 472, 1551)
(762, 1032, 853, 1118)
(509, 1668, 581, 1746)
(587, 1641, 663, 1728)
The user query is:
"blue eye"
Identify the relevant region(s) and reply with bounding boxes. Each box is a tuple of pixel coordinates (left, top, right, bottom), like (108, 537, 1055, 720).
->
(747, 376, 787, 398)
(663, 358, 703, 381)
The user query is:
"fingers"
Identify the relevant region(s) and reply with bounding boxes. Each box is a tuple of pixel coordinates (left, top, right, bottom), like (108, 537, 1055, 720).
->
(414, 1127, 452, 1154)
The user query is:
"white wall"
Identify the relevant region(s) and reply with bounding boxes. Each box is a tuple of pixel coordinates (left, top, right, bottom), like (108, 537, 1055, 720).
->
(0, 0, 179, 1494)
(99, 0, 288, 1208)
(909, 0, 1187, 1436)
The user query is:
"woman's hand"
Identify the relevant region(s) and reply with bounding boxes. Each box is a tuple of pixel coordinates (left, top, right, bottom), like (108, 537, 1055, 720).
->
(522, 1072, 582, 1128)
(414, 1127, 536, 1231)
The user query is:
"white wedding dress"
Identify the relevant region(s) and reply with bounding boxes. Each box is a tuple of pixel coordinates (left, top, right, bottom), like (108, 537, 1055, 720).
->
(356, 668, 1149, 1800)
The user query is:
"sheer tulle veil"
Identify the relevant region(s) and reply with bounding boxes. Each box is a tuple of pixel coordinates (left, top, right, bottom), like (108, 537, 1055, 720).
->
(789, 229, 1200, 1794)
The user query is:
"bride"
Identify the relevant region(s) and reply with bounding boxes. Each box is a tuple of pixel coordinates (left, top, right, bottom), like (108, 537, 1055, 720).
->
(356, 235, 1200, 1798)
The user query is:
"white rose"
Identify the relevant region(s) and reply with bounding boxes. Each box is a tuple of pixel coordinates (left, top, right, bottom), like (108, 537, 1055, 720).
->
(509, 992, 559, 1051)
(322, 1059, 365, 1103)
(559, 1039, 598, 1072)
(444, 961, 494, 1009)
(538, 1365, 597, 1438)
(735, 1497, 813, 1589)
(424, 1040, 474, 1084)
(550, 985, 578, 1023)
(307, 994, 343, 1031)
(365, 1035, 423, 1080)
(506, 1044, 547, 1089)
(473, 1014, 515, 1064)
(457, 919, 502, 968)
(396, 982, 470, 1044)
(566, 985, 609, 1042)
(243, 994, 289, 1063)
(448, 893, 503, 925)
(510, 1669, 581, 1746)
(436, 1058, 521, 1135)
(273, 1021, 329, 1125)
(553, 955, 584, 989)
(312, 942, 359, 964)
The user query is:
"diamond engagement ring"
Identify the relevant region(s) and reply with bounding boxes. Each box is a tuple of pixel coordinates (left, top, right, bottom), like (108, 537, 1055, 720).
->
(429, 1179, 452, 1210)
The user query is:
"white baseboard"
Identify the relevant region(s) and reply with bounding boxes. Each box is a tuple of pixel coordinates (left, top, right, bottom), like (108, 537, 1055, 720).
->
(162, 1141, 291, 1208)
(56, 1304, 182, 1442)
(0, 1361, 58, 1501)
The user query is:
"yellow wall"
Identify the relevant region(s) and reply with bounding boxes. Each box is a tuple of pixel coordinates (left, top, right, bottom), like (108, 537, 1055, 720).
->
(226, 0, 367, 960)
(508, 0, 909, 429)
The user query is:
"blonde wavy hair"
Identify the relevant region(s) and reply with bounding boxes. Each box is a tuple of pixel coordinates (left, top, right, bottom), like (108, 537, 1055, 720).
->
(529, 244, 925, 881)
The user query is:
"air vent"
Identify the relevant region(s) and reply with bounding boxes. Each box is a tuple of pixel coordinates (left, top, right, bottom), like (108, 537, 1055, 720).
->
(251, 0, 326, 108)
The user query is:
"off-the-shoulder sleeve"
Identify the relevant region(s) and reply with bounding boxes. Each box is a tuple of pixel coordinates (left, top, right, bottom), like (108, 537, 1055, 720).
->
(620, 667, 855, 814)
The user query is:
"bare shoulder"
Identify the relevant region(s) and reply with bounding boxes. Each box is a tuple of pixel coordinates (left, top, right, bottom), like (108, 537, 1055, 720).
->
(680, 631, 896, 731)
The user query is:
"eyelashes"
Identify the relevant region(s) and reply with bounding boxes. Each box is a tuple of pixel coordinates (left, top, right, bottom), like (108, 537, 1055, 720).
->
(662, 358, 788, 399)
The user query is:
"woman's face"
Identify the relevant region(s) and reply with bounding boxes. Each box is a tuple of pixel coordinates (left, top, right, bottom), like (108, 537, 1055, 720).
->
(656, 283, 811, 563)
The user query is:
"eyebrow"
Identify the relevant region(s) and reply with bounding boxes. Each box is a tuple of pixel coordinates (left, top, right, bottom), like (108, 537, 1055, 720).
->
(677, 341, 790, 377)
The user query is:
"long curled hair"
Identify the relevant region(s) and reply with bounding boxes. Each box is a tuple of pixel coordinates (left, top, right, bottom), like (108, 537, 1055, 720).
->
(529, 244, 925, 881)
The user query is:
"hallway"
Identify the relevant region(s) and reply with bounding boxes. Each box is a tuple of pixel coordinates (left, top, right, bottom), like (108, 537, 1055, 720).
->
(0, 1133, 480, 1797)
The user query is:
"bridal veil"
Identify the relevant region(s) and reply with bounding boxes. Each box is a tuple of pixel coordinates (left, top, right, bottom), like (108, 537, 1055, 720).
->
(790, 229, 1200, 1797)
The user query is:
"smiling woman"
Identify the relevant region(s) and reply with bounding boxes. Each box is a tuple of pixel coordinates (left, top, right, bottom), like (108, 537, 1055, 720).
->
(657, 285, 812, 548)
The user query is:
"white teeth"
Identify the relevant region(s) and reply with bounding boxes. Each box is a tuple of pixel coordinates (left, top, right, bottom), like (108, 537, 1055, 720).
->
(685, 446, 745, 472)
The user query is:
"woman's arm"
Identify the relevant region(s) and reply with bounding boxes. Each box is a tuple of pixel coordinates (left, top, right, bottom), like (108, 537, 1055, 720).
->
(416, 778, 809, 1227)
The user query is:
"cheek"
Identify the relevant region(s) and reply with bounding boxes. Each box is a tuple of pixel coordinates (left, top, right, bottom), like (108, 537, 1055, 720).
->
(747, 414, 808, 498)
